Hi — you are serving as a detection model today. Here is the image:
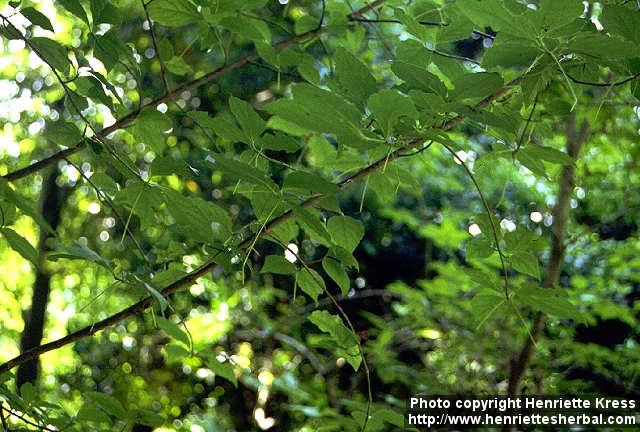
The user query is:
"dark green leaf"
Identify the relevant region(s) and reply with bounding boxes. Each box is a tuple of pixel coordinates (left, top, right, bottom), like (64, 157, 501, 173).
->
(208, 154, 279, 193)
(331, 47, 377, 106)
(292, 205, 332, 245)
(322, 256, 349, 295)
(308, 310, 361, 370)
(283, 171, 339, 195)
(21, 7, 54, 32)
(326, 216, 364, 253)
(87, 392, 126, 418)
(58, 0, 89, 24)
(296, 268, 325, 302)
(165, 56, 193, 75)
(367, 89, 417, 136)
(510, 250, 541, 280)
(261, 255, 296, 275)
(148, 0, 201, 27)
(450, 72, 503, 101)
(156, 317, 190, 347)
(229, 96, 266, 142)
(47, 121, 82, 147)
(163, 190, 232, 244)
(31, 37, 70, 74)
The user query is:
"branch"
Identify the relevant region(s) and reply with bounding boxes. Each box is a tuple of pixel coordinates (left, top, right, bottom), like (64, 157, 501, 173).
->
(0, 75, 522, 375)
(347, 0, 388, 19)
(347, 17, 496, 40)
(566, 71, 640, 87)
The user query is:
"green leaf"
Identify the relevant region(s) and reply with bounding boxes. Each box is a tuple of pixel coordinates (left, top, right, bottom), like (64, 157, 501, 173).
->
(456, 0, 534, 39)
(87, 392, 126, 418)
(292, 205, 332, 245)
(510, 250, 541, 280)
(0, 179, 55, 235)
(520, 145, 574, 166)
(261, 255, 296, 275)
(163, 190, 232, 244)
(48, 241, 112, 270)
(308, 310, 361, 370)
(326, 216, 364, 253)
(138, 279, 169, 312)
(283, 171, 339, 195)
(208, 154, 279, 193)
(368, 171, 396, 202)
(20, 382, 36, 404)
(470, 291, 506, 329)
(128, 409, 165, 427)
(517, 283, 584, 321)
(516, 149, 548, 178)
(90, 0, 121, 26)
(92, 29, 129, 72)
(505, 228, 542, 253)
(264, 84, 363, 146)
(208, 112, 246, 142)
(156, 317, 190, 347)
(450, 72, 503, 101)
(260, 132, 301, 153)
(21, 7, 54, 32)
(329, 246, 359, 270)
(114, 182, 164, 229)
(57, 0, 89, 24)
(0, 22, 22, 39)
(30, 37, 70, 74)
(229, 96, 266, 142)
(482, 41, 539, 69)
(601, 5, 640, 43)
(535, 0, 583, 32)
(130, 107, 172, 152)
(206, 358, 237, 387)
(164, 343, 190, 363)
(367, 89, 417, 137)
(331, 47, 377, 107)
(370, 409, 405, 428)
(148, 0, 201, 27)
(165, 56, 193, 75)
(47, 121, 82, 147)
(77, 402, 112, 424)
(74, 75, 114, 108)
(392, 62, 447, 97)
(569, 34, 640, 60)
(296, 268, 325, 302)
(1, 228, 38, 267)
(149, 156, 192, 177)
(466, 237, 494, 261)
(322, 257, 349, 295)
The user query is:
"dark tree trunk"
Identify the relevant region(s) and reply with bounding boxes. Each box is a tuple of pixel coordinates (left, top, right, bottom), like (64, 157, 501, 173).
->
(16, 168, 64, 388)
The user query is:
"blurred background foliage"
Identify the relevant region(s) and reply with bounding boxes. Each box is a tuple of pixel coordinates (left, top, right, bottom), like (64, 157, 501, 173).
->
(0, 0, 639, 431)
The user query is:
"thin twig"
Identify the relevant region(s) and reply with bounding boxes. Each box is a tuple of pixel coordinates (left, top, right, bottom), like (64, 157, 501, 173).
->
(515, 93, 539, 151)
(0, 405, 56, 432)
(64, 157, 151, 264)
(438, 142, 510, 298)
(566, 70, 640, 87)
(142, 0, 170, 94)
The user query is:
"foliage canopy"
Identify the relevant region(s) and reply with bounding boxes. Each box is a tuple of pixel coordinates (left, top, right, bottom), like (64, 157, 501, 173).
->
(0, 0, 639, 431)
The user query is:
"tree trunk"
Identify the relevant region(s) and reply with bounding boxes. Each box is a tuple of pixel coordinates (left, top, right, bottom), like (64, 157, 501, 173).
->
(507, 114, 591, 397)
(16, 168, 64, 388)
